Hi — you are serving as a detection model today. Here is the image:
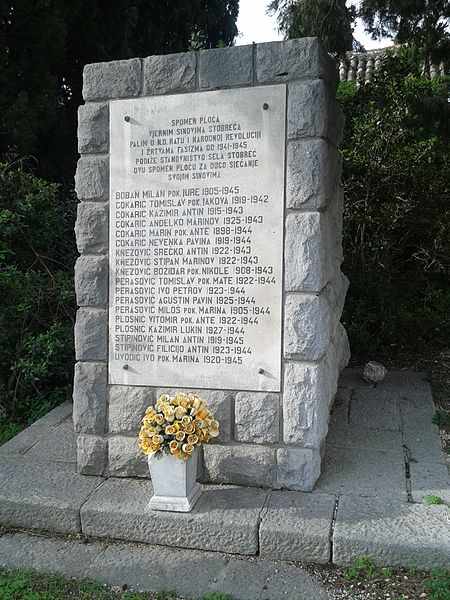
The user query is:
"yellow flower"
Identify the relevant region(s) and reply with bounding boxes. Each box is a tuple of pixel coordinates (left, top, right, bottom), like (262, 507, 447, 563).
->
(165, 425, 176, 435)
(152, 434, 163, 445)
(169, 440, 179, 452)
(175, 431, 186, 442)
(185, 423, 195, 435)
(182, 443, 194, 455)
(164, 406, 175, 422)
(174, 406, 186, 419)
(187, 434, 198, 445)
(155, 414, 164, 425)
(181, 415, 192, 427)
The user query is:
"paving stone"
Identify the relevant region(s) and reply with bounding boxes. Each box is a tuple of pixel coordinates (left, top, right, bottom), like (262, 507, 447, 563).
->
(315, 446, 407, 500)
(260, 491, 335, 563)
(0, 532, 104, 578)
(143, 52, 196, 95)
(403, 424, 446, 464)
(81, 478, 268, 555)
(0, 456, 103, 533)
(85, 538, 328, 600)
(329, 386, 351, 426)
(409, 461, 450, 504)
(349, 387, 402, 431)
(26, 420, 76, 463)
(333, 494, 450, 570)
(327, 423, 403, 453)
(199, 45, 253, 88)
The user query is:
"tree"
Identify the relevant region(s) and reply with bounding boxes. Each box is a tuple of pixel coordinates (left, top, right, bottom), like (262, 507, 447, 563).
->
(0, 0, 239, 183)
(359, 0, 450, 61)
(268, 0, 358, 54)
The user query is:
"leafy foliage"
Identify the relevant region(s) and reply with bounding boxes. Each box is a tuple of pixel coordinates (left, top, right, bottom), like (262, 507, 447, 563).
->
(339, 49, 450, 358)
(0, 164, 76, 434)
(268, 0, 357, 54)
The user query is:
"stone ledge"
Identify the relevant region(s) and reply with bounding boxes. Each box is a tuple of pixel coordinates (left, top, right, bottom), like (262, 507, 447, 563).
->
(333, 495, 450, 570)
(81, 478, 268, 555)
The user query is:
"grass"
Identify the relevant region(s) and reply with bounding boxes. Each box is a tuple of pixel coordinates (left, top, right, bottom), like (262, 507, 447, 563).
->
(426, 569, 450, 600)
(424, 495, 445, 505)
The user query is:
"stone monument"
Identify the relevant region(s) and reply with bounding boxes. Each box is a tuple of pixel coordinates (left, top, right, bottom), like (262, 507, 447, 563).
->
(73, 38, 349, 491)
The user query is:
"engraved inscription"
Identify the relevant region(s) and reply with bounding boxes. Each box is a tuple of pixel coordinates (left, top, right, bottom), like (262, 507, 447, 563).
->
(109, 85, 286, 391)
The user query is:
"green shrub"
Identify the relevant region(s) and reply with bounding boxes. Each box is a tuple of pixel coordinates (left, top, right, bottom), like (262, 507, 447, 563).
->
(338, 49, 450, 358)
(0, 164, 76, 433)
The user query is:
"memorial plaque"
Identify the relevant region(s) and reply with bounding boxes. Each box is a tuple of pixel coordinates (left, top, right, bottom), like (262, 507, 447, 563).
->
(109, 84, 286, 391)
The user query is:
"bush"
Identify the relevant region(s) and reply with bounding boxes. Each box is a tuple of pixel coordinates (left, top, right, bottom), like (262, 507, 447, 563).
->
(338, 50, 450, 358)
(0, 163, 77, 439)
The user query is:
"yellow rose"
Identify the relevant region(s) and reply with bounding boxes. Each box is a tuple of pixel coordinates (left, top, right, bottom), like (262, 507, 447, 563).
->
(182, 443, 194, 455)
(175, 431, 186, 442)
(181, 415, 192, 427)
(187, 434, 198, 445)
(155, 414, 164, 425)
(164, 406, 175, 422)
(174, 406, 186, 419)
(169, 440, 179, 452)
(165, 425, 176, 435)
(152, 434, 163, 445)
(185, 423, 195, 434)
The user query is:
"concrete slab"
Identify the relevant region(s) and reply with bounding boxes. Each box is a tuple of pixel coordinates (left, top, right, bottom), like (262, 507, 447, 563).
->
(31, 401, 73, 428)
(81, 477, 268, 555)
(329, 386, 351, 426)
(259, 490, 335, 563)
(0, 531, 104, 578)
(84, 538, 329, 600)
(315, 446, 407, 500)
(0, 456, 103, 534)
(333, 494, 450, 570)
(409, 461, 450, 504)
(327, 423, 403, 452)
(0, 423, 50, 457)
(349, 387, 402, 431)
(404, 426, 446, 465)
(26, 420, 76, 463)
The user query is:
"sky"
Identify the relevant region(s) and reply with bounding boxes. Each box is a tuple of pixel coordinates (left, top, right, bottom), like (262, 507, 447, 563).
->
(236, 0, 392, 50)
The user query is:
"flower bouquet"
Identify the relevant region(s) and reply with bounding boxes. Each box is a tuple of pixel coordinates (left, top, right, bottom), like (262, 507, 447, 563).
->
(139, 392, 219, 512)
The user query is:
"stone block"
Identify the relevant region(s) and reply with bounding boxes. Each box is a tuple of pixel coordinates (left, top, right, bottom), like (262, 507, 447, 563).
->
(199, 45, 253, 88)
(81, 478, 268, 555)
(256, 38, 333, 83)
(326, 423, 403, 453)
(349, 387, 402, 431)
(288, 80, 342, 145)
(73, 362, 107, 434)
(0, 456, 102, 534)
(284, 212, 339, 292)
(283, 354, 334, 447)
(108, 435, 148, 478)
(403, 425, 446, 465)
(156, 388, 233, 443)
(26, 420, 76, 463)
(83, 58, 141, 101)
(75, 202, 108, 254)
(77, 102, 109, 153)
(143, 52, 196, 95)
(75, 156, 109, 201)
(315, 446, 407, 500)
(277, 447, 322, 492)
(333, 322, 351, 370)
(74, 255, 108, 306)
(260, 491, 335, 562)
(333, 495, 450, 570)
(203, 444, 276, 487)
(74, 307, 107, 361)
(409, 462, 450, 504)
(234, 392, 280, 443)
(76, 434, 107, 476)
(286, 139, 341, 209)
(108, 386, 154, 434)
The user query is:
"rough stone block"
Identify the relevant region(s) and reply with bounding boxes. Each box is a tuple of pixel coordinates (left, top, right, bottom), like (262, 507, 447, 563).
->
(75, 156, 109, 201)
(286, 139, 341, 209)
(73, 362, 107, 434)
(83, 58, 141, 101)
(284, 212, 339, 292)
(283, 354, 334, 447)
(234, 392, 280, 443)
(203, 444, 276, 487)
(260, 491, 335, 562)
(77, 102, 109, 154)
(284, 273, 348, 361)
(277, 447, 322, 492)
(81, 478, 268, 555)
(156, 388, 233, 443)
(333, 495, 450, 570)
(0, 456, 102, 534)
(288, 80, 342, 145)
(74, 307, 107, 361)
(315, 446, 407, 500)
(75, 202, 108, 254)
(333, 322, 351, 370)
(199, 45, 253, 88)
(256, 38, 333, 83)
(108, 435, 148, 478)
(409, 462, 450, 504)
(143, 52, 196, 95)
(77, 433, 107, 476)
(109, 386, 154, 434)
(74, 255, 108, 306)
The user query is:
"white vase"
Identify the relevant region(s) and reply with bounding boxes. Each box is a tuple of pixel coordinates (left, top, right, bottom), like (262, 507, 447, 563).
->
(147, 449, 203, 512)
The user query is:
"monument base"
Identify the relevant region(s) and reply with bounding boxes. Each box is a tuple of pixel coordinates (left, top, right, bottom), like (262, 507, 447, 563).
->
(149, 482, 203, 512)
